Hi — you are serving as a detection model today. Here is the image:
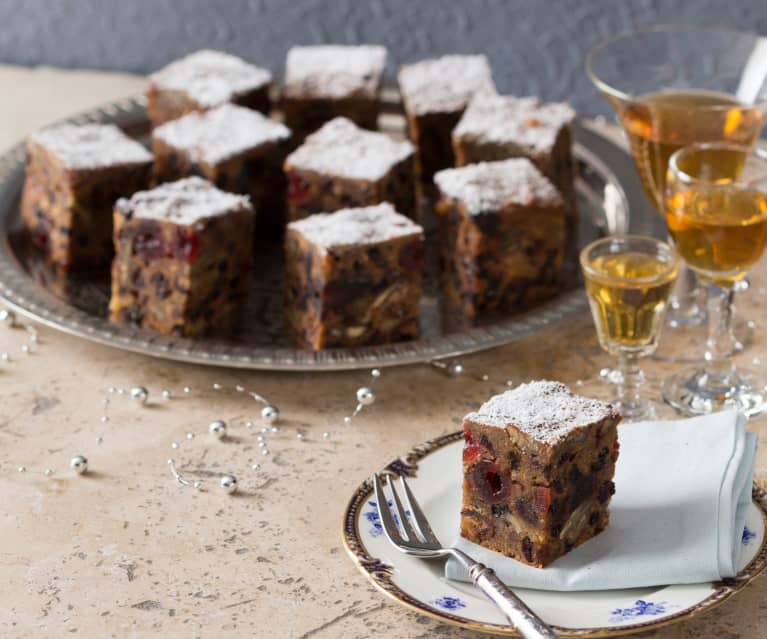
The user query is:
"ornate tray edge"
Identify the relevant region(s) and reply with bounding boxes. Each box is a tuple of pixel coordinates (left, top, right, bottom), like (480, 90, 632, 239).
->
(341, 431, 767, 637)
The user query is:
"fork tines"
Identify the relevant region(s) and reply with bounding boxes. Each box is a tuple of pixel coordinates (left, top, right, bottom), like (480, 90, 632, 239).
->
(372, 473, 441, 551)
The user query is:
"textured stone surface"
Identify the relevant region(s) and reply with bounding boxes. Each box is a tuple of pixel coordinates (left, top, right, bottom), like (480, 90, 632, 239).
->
(2, 66, 767, 638)
(1, 0, 767, 115)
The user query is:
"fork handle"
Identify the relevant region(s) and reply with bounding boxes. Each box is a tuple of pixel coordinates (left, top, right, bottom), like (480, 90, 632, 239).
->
(466, 560, 559, 638)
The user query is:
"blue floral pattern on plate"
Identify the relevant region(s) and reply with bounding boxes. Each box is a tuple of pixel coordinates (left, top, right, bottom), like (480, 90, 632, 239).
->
(742, 526, 757, 545)
(431, 596, 467, 611)
(609, 599, 677, 623)
(364, 500, 409, 537)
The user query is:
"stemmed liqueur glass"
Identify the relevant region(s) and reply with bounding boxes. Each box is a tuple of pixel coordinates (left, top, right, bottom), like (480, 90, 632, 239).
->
(662, 143, 767, 415)
(581, 235, 679, 421)
(586, 25, 767, 331)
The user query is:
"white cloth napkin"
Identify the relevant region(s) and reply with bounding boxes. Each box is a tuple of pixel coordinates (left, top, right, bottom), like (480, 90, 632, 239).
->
(445, 411, 757, 591)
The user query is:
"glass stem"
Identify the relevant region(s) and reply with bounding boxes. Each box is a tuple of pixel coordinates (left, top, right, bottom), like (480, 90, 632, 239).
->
(616, 351, 644, 416)
(704, 284, 737, 382)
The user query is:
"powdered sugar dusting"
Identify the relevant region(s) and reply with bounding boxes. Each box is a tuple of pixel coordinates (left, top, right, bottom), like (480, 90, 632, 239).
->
(29, 123, 152, 170)
(150, 49, 272, 108)
(434, 159, 563, 215)
(285, 45, 386, 99)
(288, 203, 422, 249)
(466, 381, 618, 443)
(153, 104, 291, 165)
(116, 176, 251, 225)
(398, 55, 496, 116)
(285, 117, 414, 180)
(454, 94, 575, 153)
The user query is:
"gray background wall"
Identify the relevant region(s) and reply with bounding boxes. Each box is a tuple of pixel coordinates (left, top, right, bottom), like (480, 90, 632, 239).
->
(1, 0, 765, 115)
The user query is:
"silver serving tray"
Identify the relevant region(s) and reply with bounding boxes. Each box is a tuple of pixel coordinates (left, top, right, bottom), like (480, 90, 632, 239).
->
(0, 96, 655, 371)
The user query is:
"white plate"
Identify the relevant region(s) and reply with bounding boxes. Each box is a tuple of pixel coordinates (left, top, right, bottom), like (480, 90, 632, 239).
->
(343, 432, 767, 637)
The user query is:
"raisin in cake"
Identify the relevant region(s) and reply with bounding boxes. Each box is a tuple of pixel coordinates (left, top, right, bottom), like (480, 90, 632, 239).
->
(453, 94, 576, 219)
(283, 117, 415, 221)
(461, 381, 621, 568)
(109, 177, 254, 337)
(282, 45, 387, 138)
(152, 104, 291, 237)
(147, 49, 272, 127)
(434, 159, 566, 322)
(284, 203, 423, 349)
(21, 123, 152, 270)
(398, 55, 496, 199)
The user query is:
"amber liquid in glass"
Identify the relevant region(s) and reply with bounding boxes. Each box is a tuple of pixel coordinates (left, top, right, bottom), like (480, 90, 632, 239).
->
(667, 187, 767, 286)
(584, 252, 678, 354)
(621, 90, 763, 210)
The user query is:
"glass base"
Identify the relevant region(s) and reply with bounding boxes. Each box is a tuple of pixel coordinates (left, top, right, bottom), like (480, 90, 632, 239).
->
(614, 397, 656, 422)
(662, 366, 766, 416)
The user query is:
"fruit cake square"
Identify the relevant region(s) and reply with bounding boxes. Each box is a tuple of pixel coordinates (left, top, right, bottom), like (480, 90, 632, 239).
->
(282, 44, 387, 138)
(283, 117, 415, 221)
(152, 103, 292, 237)
(283, 203, 423, 349)
(109, 176, 254, 337)
(461, 381, 621, 567)
(397, 55, 496, 200)
(452, 94, 577, 218)
(147, 49, 272, 128)
(20, 123, 152, 270)
(434, 158, 566, 322)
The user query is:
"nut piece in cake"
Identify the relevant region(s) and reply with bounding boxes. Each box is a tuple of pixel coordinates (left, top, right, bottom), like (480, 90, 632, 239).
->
(461, 381, 621, 568)
(434, 159, 565, 322)
(283, 117, 415, 222)
(284, 203, 424, 349)
(453, 94, 577, 218)
(20, 123, 152, 270)
(152, 104, 292, 238)
(282, 45, 387, 138)
(397, 55, 496, 198)
(108, 177, 254, 337)
(147, 49, 272, 128)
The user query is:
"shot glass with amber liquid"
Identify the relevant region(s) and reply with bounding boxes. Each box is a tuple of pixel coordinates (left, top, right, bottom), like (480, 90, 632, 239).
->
(581, 235, 679, 420)
(662, 143, 767, 415)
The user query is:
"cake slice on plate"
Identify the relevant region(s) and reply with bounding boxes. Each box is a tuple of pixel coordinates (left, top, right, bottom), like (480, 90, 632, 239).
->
(461, 381, 621, 568)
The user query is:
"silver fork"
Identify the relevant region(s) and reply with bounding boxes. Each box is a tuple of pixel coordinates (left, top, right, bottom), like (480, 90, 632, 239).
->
(373, 473, 558, 639)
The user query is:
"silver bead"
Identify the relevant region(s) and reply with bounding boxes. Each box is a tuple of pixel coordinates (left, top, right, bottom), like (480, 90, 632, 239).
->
(260, 427, 269, 434)
(130, 386, 149, 404)
(271, 426, 279, 433)
(0, 308, 15, 326)
(506, 380, 514, 387)
(356, 387, 375, 406)
(171, 442, 179, 449)
(343, 416, 352, 425)
(21, 344, 30, 354)
(261, 405, 279, 424)
(449, 362, 464, 376)
(251, 463, 260, 471)
(245, 420, 254, 428)
(296, 432, 305, 440)
(70, 455, 88, 475)
(17, 465, 26, 473)
(322, 431, 330, 439)
(193, 481, 202, 490)
(258, 441, 266, 449)
(220, 474, 238, 494)
(212, 383, 222, 390)
(261, 449, 269, 456)
(96, 437, 103, 444)
(183, 386, 191, 394)
(1, 353, 9, 362)
(108, 387, 117, 394)
(371, 368, 381, 378)
(209, 420, 227, 439)
(44, 468, 53, 477)
(100, 415, 109, 423)
(481, 374, 489, 382)
(161, 389, 171, 399)
(235, 385, 245, 393)
(186, 432, 194, 440)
